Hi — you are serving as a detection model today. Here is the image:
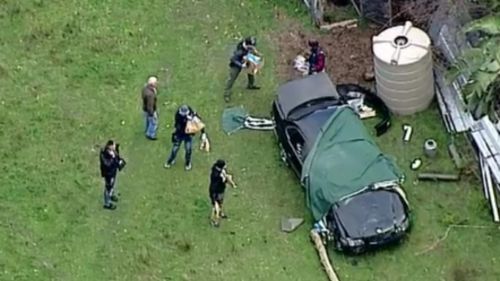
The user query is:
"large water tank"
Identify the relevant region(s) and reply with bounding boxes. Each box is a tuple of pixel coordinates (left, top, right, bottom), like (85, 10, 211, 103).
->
(372, 21, 434, 116)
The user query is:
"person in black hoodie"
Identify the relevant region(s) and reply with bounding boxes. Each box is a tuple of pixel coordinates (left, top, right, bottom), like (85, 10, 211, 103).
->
(209, 159, 237, 227)
(164, 105, 206, 171)
(100, 140, 125, 210)
(223, 36, 261, 103)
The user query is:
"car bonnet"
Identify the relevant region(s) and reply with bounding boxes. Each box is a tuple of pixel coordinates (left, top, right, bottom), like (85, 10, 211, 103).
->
(333, 189, 407, 239)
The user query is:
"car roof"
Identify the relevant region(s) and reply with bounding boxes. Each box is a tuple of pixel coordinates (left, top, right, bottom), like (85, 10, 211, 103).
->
(294, 106, 340, 157)
(276, 73, 340, 119)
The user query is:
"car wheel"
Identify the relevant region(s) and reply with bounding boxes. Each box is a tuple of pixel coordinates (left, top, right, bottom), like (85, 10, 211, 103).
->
(334, 240, 343, 252)
(278, 143, 289, 166)
(350, 246, 364, 255)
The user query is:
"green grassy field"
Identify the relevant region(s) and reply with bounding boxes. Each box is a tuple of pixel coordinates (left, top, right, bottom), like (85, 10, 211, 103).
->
(1, 1, 500, 281)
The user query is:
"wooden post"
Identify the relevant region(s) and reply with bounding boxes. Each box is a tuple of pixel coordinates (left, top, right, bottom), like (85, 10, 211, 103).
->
(315, 0, 324, 28)
(310, 230, 340, 281)
(417, 173, 460, 181)
(484, 164, 500, 222)
(481, 157, 490, 200)
(388, 0, 392, 26)
(320, 19, 358, 30)
(349, 0, 362, 17)
(305, 0, 324, 27)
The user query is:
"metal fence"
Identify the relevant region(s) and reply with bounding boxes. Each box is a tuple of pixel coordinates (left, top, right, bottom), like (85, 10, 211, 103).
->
(426, 1, 500, 221)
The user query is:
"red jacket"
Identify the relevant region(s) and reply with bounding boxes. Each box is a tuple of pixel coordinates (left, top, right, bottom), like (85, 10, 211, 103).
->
(308, 49, 326, 74)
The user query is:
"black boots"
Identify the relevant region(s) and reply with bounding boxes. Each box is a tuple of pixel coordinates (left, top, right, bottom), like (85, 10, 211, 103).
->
(247, 74, 260, 90)
(104, 203, 117, 210)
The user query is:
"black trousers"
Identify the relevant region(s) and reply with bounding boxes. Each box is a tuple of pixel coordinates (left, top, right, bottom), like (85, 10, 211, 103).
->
(103, 176, 116, 206)
(224, 66, 255, 98)
(210, 192, 224, 206)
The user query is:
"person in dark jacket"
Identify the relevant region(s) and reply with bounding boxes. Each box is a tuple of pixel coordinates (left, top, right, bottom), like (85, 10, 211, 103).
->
(164, 105, 206, 171)
(142, 76, 159, 140)
(209, 159, 237, 227)
(99, 140, 125, 210)
(223, 36, 261, 103)
(307, 40, 326, 75)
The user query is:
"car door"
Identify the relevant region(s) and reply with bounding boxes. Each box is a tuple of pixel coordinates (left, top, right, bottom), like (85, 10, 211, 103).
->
(284, 126, 306, 177)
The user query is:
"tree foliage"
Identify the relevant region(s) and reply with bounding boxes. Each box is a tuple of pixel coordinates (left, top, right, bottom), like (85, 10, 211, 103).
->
(449, 6, 500, 119)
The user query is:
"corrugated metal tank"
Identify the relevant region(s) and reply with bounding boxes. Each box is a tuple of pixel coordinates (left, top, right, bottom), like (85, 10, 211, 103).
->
(372, 21, 434, 115)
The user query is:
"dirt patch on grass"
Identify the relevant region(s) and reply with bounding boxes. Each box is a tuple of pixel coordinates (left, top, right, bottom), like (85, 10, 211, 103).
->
(452, 263, 479, 281)
(271, 15, 377, 86)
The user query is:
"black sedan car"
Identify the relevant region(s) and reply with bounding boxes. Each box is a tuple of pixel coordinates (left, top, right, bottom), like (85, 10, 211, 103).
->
(272, 73, 410, 254)
(272, 73, 344, 176)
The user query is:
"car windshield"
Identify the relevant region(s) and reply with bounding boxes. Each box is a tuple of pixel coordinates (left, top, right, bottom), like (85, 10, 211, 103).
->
(288, 97, 341, 120)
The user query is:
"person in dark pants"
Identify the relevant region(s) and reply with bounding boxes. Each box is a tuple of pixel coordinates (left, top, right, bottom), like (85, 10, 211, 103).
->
(142, 76, 159, 140)
(209, 159, 237, 227)
(164, 105, 206, 171)
(99, 140, 126, 210)
(307, 40, 326, 75)
(223, 36, 261, 103)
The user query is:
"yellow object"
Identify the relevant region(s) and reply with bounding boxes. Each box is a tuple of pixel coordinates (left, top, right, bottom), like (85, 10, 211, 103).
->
(185, 116, 205, 134)
(244, 53, 264, 75)
(199, 134, 210, 152)
(359, 106, 376, 119)
(248, 59, 264, 75)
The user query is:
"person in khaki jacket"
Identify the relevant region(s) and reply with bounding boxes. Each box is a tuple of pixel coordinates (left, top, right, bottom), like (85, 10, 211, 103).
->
(142, 76, 159, 140)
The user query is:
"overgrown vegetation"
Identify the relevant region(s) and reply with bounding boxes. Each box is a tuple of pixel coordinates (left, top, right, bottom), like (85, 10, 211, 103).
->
(450, 6, 500, 119)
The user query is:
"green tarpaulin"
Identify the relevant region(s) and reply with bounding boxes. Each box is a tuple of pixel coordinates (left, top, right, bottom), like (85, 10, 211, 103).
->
(222, 106, 248, 135)
(301, 107, 402, 221)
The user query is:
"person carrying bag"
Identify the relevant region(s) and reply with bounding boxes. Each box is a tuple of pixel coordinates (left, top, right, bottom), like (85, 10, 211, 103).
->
(164, 105, 210, 170)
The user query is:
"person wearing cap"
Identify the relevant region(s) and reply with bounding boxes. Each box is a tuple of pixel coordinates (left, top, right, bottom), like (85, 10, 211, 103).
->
(209, 159, 237, 227)
(99, 140, 125, 210)
(164, 105, 206, 170)
(307, 40, 326, 75)
(142, 76, 159, 140)
(223, 36, 261, 103)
